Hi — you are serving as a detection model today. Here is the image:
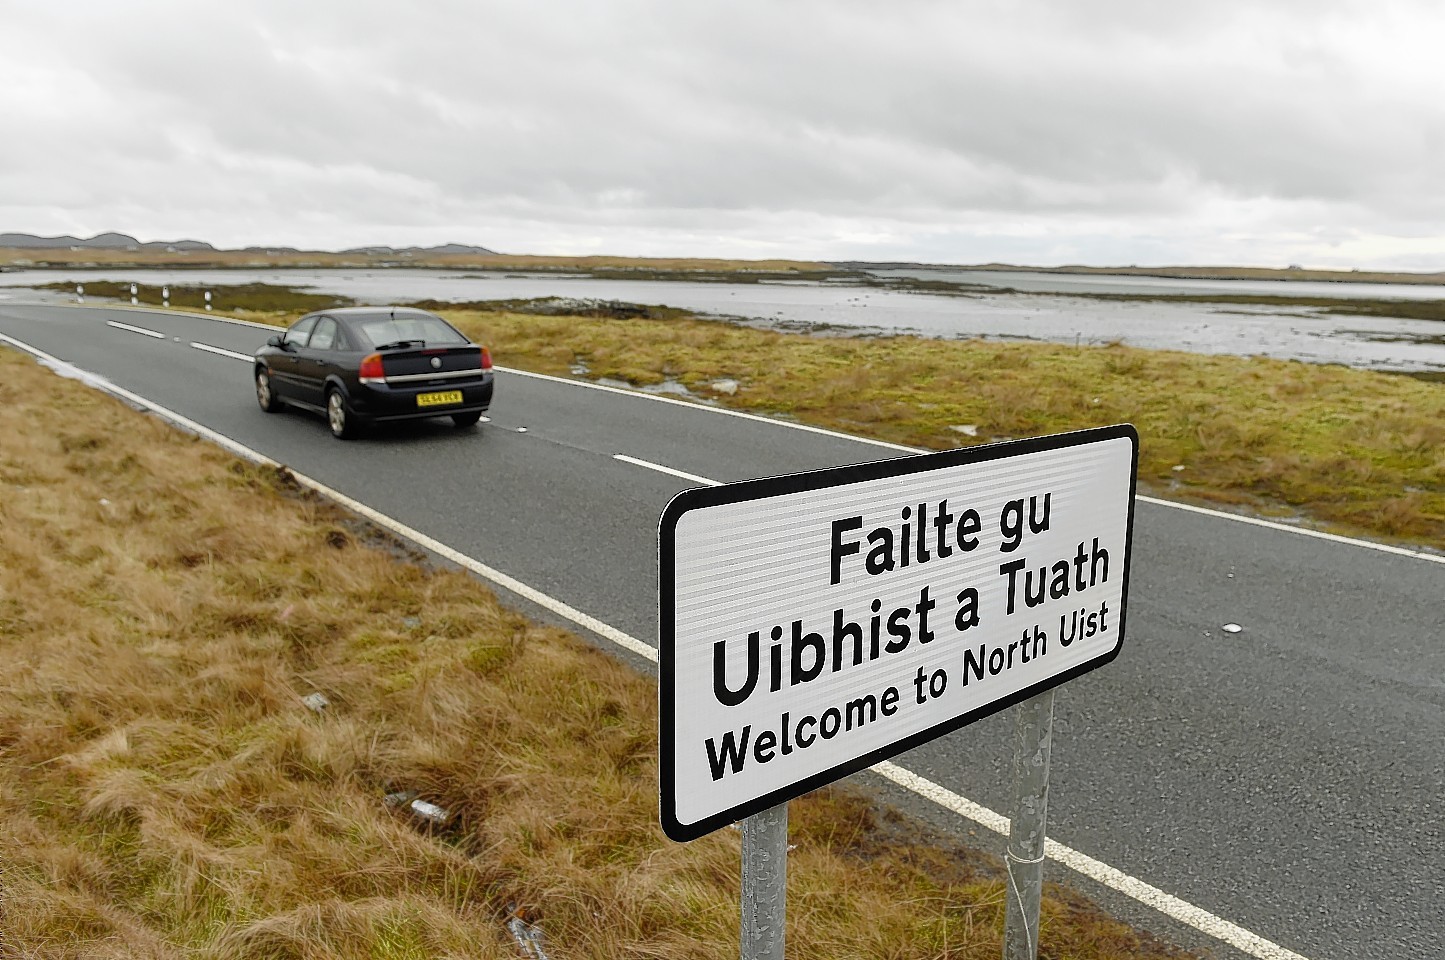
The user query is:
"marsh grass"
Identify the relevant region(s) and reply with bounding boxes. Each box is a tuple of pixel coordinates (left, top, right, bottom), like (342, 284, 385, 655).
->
(1067, 291, 1445, 324)
(40, 281, 354, 314)
(0, 348, 1188, 958)
(4, 248, 833, 275)
(428, 310, 1445, 546)
(148, 291, 1445, 546)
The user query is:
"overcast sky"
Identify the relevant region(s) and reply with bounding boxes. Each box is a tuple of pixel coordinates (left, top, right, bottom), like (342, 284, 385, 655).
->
(2, 1, 1442, 268)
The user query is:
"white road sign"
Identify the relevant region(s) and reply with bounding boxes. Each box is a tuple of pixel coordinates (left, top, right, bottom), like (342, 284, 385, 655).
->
(660, 425, 1138, 841)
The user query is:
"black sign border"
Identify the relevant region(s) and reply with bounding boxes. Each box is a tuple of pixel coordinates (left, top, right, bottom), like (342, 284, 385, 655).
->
(659, 423, 1139, 842)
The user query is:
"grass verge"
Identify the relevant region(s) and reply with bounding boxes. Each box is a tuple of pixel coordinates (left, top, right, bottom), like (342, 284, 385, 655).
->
(429, 309, 1445, 547)
(0, 346, 1191, 958)
(4, 249, 835, 275)
(39, 281, 356, 314)
(1064, 292, 1445, 325)
(39, 284, 1445, 546)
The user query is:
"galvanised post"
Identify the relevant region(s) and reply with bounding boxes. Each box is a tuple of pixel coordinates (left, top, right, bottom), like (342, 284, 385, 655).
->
(740, 802, 788, 960)
(1003, 689, 1056, 960)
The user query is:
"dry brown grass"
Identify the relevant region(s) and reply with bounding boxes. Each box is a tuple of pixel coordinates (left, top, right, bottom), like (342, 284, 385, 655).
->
(973, 262, 1445, 285)
(425, 310, 1445, 547)
(0, 248, 832, 274)
(0, 347, 1190, 958)
(161, 296, 1445, 545)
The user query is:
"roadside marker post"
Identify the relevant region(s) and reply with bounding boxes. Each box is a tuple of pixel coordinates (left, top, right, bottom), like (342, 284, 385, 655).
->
(204, 290, 212, 311)
(660, 425, 1137, 959)
(162, 285, 169, 307)
(75, 283, 83, 303)
(129, 282, 137, 305)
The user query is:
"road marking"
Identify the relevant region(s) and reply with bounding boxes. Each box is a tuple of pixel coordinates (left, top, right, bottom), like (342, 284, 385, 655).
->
(0, 325, 1316, 960)
(613, 453, 722, 487)
(51, 305, 1445, 565)
(0, 331, 654, 661)
(190, 341, 253, 362)
(501, 364, 917, 454)
(497, 366, 1443, 566)
(873, 763, 1308, 960)
(1135, 494, 1443, 563)
(106, 319, 166, 339)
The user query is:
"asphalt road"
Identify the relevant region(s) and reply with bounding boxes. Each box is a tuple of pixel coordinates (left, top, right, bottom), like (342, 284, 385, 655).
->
(2, 302, 1441, 959)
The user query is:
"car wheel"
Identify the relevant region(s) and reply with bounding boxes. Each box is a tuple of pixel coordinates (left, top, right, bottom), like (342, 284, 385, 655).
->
(256, 367, 282, 412)
(451, 411, 483, 428)
(327, 388, 359, 440)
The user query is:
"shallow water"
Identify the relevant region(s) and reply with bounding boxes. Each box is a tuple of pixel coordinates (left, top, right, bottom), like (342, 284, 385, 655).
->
(2, 266, 1443, 372)
(869, 267, 1445, 301)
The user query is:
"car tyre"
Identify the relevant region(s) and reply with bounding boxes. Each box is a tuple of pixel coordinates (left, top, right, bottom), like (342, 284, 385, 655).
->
(327, 388, 360, 440)
(256, 367, 282, 412)
(451, 411, 483, 428)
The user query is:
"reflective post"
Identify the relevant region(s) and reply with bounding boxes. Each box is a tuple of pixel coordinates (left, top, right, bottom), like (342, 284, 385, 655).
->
(129, 282, 137, 306)
(1002, 689, 1056, 960)
(740, 802, 787, 960)
(75, 283, 84, 303)
(204, 290, 212, 311)
(162, 285, 169, 307)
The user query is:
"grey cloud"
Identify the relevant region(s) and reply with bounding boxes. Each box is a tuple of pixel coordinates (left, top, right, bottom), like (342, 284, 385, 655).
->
(1, 0, 1441, 265)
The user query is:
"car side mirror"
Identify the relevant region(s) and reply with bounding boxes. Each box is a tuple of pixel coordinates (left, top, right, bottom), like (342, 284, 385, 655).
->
(266, 335, 284, 348)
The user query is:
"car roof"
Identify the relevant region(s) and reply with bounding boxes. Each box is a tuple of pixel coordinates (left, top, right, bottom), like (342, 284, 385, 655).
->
(304, 306, 441, 322)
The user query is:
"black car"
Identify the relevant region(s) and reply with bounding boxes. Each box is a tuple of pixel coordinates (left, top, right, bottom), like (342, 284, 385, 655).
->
(254, 307, 494, 439)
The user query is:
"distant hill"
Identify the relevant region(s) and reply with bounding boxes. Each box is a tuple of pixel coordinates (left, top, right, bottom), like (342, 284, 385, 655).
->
(0, 233, 496, 256)
(341, 242, 498, 256)
(0, 232, 215, 251)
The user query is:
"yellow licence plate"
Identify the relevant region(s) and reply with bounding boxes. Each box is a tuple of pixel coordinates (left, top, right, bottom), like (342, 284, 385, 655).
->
(416, 390, 463, 408)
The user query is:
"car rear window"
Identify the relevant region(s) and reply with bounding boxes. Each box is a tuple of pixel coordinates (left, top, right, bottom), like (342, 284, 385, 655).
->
(353, 315, 468, 348)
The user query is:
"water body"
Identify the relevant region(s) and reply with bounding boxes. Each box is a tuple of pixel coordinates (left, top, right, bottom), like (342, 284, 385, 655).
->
(869, 267, 1445, 301)
(2, 266, 1443, 373)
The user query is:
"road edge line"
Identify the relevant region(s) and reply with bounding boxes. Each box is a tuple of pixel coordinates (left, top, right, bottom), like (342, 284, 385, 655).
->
(0, 329, 1315, 960)
(26, 303, 1443, 564)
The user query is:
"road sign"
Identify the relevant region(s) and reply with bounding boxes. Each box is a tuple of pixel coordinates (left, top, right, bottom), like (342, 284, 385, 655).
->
(660, 424, 1137, 841)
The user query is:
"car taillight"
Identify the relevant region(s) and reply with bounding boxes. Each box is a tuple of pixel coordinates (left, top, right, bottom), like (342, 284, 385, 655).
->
(359, 353, 384, 382)
(479, 347, 493, 371)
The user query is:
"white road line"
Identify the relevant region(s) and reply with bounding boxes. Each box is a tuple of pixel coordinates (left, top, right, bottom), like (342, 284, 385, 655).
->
(1135, 494, 1443, 563)
(0, 325, 1317, 960)
(0, 331, 657, 662)
(620, 456, 1312, 960)
(190, 341, 253, 362)
(499, 365, 1443, 566)
(501, 364, 917, 454)
(872, 763, 1309, 960)
(54, 305, 1445, 565)
(614, 453, 722, 487)
(106, 319, 166, 339)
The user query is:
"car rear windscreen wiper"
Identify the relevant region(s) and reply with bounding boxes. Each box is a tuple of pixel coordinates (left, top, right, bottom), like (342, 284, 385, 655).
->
(371, 339, 424, 350)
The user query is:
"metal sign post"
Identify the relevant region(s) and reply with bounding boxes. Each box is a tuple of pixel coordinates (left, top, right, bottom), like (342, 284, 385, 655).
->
(740, 802, 788, 960)
(660, 425, 1136, 959)
(1003, 688, 1056, 960)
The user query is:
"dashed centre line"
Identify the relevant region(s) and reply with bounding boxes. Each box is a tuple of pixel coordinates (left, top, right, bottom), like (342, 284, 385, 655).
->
(0, 327, 1316, 960)
(614, 453, 721, 487)
(53, 303, 1445, 566)
(190, 341, 253, 362)
(612, 449, 1316, 959)
(106, 319, 166, 339)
